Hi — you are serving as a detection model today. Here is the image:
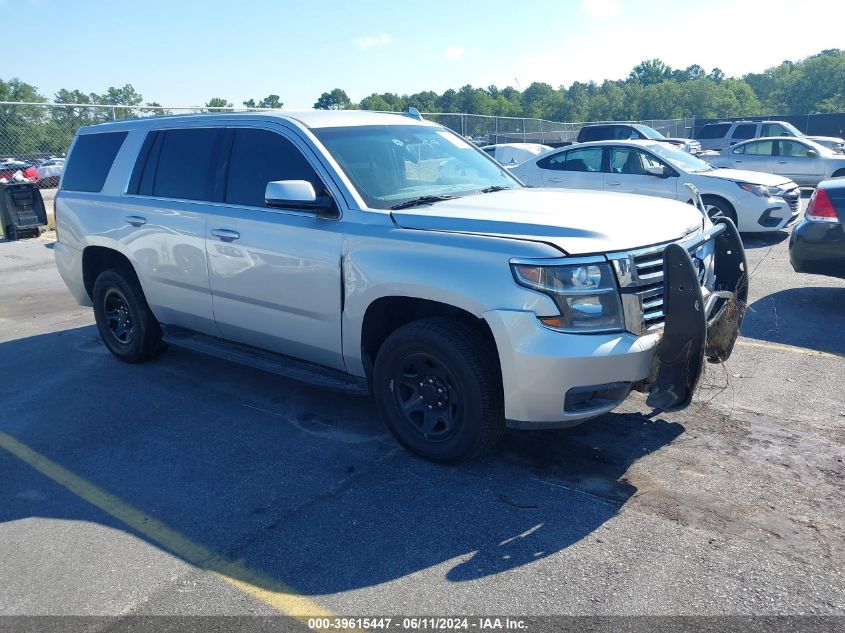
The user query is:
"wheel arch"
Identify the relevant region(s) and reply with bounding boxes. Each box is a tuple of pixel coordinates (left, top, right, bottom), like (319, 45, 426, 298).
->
(82, 246, 138, 302)
(358, 296, 500, 382)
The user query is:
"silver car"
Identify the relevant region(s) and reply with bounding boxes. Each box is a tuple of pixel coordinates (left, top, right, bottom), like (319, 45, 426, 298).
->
(708, 137, 845, 188)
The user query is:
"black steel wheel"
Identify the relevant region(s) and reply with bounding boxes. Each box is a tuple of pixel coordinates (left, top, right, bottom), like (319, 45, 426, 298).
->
(391, 351, 463, 443)
(93, 267, 166, 363)
(103, 287, 135, 346)
(373, 317, 504, 463)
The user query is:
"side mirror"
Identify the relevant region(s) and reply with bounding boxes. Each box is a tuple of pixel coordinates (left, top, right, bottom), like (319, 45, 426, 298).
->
(645, 165, 668, 178)
(807, 149, 819, 158)
(264, 180, 334, 214)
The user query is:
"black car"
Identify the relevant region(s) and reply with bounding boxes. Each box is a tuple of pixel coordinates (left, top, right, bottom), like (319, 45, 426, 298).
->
(789, 178, 845, 279)
(575, 123, 702, 154)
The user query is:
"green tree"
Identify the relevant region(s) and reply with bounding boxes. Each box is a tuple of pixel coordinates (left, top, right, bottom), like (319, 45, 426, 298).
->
(314, 89, 353, 110)
(629, 59, 673, 85)
(204, 97, 233, 111)
(90, 84, 144, 120)
(0, 78, 48, 156)
(244, 94, 284, 109)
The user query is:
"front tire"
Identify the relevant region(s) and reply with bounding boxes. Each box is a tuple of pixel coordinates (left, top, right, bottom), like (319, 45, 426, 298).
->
(702, 196, 738, 226)
(372, 317, 505, 463)
(92, 267, 166, 363)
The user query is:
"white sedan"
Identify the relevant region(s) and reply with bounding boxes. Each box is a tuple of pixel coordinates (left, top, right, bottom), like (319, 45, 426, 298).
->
(511, 140, 801, 232)
(36, 158, 64, 187)
(481, 143, 553, 166)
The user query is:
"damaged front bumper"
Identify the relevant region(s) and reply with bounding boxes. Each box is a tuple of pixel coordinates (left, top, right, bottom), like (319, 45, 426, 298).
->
(645, 218, 748, 411)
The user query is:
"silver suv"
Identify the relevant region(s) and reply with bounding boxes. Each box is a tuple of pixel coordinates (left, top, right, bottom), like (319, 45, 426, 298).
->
(695, 120, 845, 153)
(54, 110, 747, 462)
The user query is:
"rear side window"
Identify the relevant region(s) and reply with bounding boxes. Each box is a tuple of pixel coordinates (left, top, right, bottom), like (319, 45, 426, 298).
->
(62, 132, 127, 192)
(225, 129, 322, 207)
(695, 123, 730, 140)
(153, 128, 223, 201)
(731, 124, 757, 140)
(579, 126, 630, 142)
(761, 123, 787, 137)
(744, 141, 774, 156)
(538, 147, 603, 172)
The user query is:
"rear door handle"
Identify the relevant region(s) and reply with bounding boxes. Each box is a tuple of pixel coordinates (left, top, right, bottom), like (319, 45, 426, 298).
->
(546, 177, 565, 183)
(211, 229, 240, 242)
(606, 181, 621, 186)
(125, 215, 146, 227)
(777, 160, 788, 164)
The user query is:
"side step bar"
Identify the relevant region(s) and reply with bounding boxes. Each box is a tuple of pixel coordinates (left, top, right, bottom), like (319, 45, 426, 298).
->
(160, 326, 369, 395)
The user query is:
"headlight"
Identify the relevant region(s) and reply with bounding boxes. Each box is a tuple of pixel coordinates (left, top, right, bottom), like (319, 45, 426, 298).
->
(511, 260, 624, 333)
(737, 182, 782, 197)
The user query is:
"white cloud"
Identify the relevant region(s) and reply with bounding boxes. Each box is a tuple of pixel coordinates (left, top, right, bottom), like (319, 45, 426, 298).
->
(355, 33, 392, 50)
(581, 0, 621, 18)
(444, 45, 466, 60)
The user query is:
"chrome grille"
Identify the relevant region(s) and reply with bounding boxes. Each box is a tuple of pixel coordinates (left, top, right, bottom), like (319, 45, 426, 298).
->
(611, 233, 710, 335)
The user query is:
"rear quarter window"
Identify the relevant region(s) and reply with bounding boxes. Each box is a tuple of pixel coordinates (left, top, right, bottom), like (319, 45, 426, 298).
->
(61, 132, 128, 192)
(695, 123, 730, 140)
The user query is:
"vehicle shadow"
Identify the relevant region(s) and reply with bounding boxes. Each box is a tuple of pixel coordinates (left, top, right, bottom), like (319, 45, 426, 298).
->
(742, 286, 845, 355)
(0, 325, 683, 598)
(740, 231, 790, 250)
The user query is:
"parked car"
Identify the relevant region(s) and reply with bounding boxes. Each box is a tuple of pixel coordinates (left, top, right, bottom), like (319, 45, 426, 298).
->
(577, 123, 702, 155)
(789, 178, 845, 279)
(706, 137, 845, 188)
(0, 160, 32, 181)
(36, 158, 64, 188)
(695, 120, 845, 153)
(512, 140, 800, 232)
(481, 143, 553, 165)
(54, 110, 746, 462)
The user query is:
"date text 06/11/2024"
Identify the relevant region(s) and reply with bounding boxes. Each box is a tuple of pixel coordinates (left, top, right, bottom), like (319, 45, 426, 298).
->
(307, 618, 528, 630)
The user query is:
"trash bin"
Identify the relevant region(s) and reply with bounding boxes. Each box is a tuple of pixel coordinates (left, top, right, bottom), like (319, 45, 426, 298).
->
(0, 182, 47, 240)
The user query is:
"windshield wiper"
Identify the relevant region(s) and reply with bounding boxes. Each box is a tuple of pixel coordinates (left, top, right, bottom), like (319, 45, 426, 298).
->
(389, 195, 459, 210)
(478, 185, 513, 193)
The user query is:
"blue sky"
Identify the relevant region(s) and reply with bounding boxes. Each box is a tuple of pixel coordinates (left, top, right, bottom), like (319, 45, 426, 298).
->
(6, 0, 845, 108)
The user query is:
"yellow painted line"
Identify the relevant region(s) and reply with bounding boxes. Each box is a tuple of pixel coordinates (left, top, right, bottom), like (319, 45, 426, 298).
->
(0, 430, 333, 618)
(736, 338, 845, 361)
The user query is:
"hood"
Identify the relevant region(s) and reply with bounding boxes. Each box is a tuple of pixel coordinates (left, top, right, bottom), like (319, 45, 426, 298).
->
(807, 135, 845, 144)
(702, 168, 795, 188)
(390, 188, 703, 255)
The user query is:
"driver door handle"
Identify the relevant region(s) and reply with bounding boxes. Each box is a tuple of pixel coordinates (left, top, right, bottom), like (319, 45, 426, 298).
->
(211, 229, 240, 242)
(546, 177, 565, 183)
(606, 180, 621, 186)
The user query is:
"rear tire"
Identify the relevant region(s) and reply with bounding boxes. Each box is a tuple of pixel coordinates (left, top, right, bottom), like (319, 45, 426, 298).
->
(92, 267, 166, 363)
(702, 196, 737, 226)
(372, 317, 505, 463)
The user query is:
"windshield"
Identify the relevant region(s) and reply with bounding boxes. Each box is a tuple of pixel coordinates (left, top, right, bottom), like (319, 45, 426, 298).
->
(646, 143, 713, 173)
(635, 125, 666, 140)
(313, 125, 519, 209)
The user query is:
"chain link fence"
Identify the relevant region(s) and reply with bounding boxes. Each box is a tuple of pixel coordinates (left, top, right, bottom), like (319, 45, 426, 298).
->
(423, 113, 581, 145)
